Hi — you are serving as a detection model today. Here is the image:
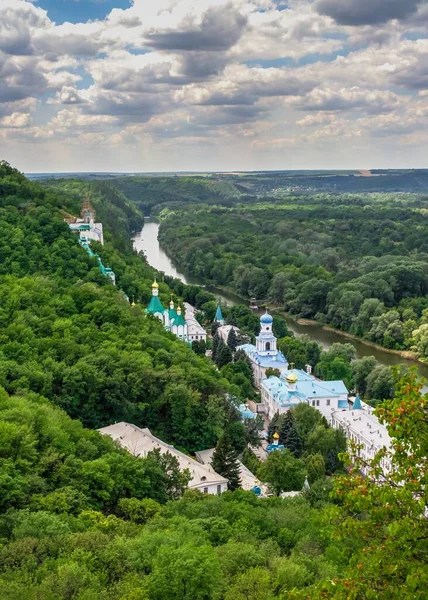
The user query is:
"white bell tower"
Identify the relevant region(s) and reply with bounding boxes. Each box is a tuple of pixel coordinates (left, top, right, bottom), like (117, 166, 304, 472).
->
(256, 312, 277, 356)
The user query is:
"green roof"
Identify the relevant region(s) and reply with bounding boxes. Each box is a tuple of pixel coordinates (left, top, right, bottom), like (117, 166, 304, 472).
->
(169, 308, 177, 321)
(172, 311, 186, 327)
(147, 296, 165, 314)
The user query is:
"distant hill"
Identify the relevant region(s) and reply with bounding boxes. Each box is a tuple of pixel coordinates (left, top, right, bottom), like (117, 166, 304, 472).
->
(33, 169, 428, 200)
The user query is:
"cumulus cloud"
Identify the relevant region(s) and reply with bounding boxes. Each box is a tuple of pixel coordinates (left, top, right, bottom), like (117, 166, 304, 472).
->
(1, 0, 428, 170)
(315, 0, 425, 26)
(144, 5, 247, 52)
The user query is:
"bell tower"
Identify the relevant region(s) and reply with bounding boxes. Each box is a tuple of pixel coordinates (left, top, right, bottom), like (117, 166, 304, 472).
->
(256, 311, 277, 356)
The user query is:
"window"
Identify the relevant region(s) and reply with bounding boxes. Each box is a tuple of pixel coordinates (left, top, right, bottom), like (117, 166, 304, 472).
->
(316, 400, 320, 407)
(203, 487, 208, 494)
(266, 342, 271, 351)
(326, 399, 330, 406)
(312, 400, 315, 406)
(217, 485, 222, 494)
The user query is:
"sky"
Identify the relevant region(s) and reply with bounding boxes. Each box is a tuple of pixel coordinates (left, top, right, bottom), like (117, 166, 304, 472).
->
(1, 0, 428, 173)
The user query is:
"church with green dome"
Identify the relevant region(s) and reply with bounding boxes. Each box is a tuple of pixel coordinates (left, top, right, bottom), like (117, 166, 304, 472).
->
(146, 280, 189, 342)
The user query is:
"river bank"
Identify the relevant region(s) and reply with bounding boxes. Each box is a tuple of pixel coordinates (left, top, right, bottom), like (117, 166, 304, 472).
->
(133, 219, 428, 381)
(290, 318, 422, 363)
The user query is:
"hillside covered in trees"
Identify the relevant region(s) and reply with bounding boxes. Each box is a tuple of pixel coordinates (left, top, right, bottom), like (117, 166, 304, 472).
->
(1, 163, 427, 598)
(158, 195, 428, 360)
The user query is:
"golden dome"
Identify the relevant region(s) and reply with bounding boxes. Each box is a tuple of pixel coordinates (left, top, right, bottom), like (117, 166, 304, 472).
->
(273, 432, 280, 440)
(286, 372, 298, 384)
(152, 280, 159, 289)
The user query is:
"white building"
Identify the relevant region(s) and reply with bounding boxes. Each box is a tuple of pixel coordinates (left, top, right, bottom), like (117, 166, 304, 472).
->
(184, 303, 207, 343)
(260, 368, 349, 421)
(331, 397, 392, 475)
(217, 325, 240, 344)
(146, 283, 207, 345)
(195, 448, 259, 492)
(99, 422, 228, 495)
(69, 221, 104, 245)
(237, 312, 288, 387)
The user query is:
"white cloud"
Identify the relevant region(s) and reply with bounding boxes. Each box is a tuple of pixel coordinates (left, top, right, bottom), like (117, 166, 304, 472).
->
(1, 0, 428, 170)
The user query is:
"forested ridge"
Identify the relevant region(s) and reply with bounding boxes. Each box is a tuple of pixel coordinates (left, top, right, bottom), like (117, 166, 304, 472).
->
(158, 196, 428, 360)
(1, 163, 427, 599)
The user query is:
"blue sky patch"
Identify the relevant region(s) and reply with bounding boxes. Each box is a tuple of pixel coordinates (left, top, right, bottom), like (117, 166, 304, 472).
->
(37, 0, 131, 24)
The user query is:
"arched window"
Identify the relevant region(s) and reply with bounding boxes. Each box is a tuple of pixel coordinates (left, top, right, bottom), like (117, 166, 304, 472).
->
(266, 342, 271, 351)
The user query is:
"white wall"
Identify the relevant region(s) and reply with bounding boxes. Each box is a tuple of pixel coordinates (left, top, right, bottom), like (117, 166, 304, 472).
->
(192, 482, 228, 495)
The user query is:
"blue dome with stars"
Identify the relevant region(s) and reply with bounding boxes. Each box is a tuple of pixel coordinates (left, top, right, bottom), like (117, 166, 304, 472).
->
(260, 311, 273, 324)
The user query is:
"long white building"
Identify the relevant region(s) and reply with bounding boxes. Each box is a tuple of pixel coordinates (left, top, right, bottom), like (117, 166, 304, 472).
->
(99, 422, 228, 495)
(331, 397, 392, 475)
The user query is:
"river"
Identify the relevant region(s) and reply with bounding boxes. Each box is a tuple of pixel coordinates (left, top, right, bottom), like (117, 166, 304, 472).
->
(133, 219, 428, 381)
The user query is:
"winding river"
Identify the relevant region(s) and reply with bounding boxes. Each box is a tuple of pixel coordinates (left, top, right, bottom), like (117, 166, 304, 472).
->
(133, 219, 428, 381)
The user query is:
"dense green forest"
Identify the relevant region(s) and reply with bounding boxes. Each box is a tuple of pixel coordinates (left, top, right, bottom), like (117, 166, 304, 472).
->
(0, 164, 426, 598)
(158, 197, 428, 360)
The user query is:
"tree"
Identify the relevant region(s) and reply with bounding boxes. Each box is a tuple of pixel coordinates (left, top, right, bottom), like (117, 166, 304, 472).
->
(146, 449, 191, 500)
(243, 415, 264, 448)
(227, 327, 238, 351)
(212, 434, 241, 491)
(192, 339, 206, 356)
(313, 372, 428, 598)
(279, 411, 303, 457)
(316, 356, 353, 388)
(241, 447, 261, 475)
(304, 453, 325, 484)
(351, 355, 377, 396)
(268, 412, 282, 443)
(366, 365, 395, 403)
(258, 449, 306, 496)
(306, 425, 346, 475)
(224, 567, 272, 600)
(150, 544, 221, 600)
(212, 332, 221, 363)
(285, 426, 304, 458)
(279, 411, 294, 445)
(266, 367, 281, 378)
(216, 342, 233, 368)
(293, 403, 323, 440)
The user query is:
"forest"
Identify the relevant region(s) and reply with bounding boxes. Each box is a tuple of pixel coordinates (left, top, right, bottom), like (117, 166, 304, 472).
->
(0, 162, 427, 598)
(157, 195, 428, 360)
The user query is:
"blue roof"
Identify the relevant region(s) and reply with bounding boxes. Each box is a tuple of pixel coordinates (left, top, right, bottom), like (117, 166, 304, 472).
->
(237, 344, 288, 370)
(266, 443, 285, 454)
(261, 372, 349, 410)
(215, 304, 224, 322)
(238, 404, 256, 420)
(261, 377, 307, 407)
(260, 311, 273, 324)
(353, 395, 362, 410)
(281, 368, 314, 381)
(317, 380, 349, 395)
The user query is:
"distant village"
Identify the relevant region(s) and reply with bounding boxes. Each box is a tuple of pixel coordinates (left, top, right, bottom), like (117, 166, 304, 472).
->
(68, 208, 392, 497)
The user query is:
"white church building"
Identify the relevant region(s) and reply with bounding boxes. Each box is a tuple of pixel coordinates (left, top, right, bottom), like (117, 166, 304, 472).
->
(237, 311, 288, 387)
(145, 280, 208, 345)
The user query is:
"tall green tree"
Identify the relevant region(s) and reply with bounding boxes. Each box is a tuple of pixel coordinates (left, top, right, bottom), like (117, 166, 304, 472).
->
(212, 434, 241, 491)
(216, 343, 233, 369)
(258, 449, 306, 496)
(227, 327, 238, 351)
